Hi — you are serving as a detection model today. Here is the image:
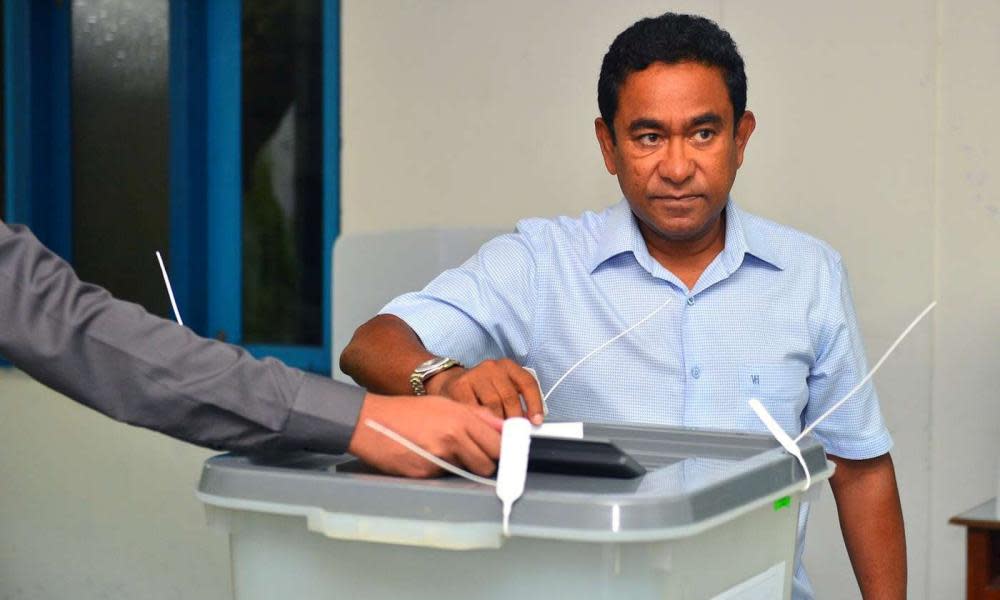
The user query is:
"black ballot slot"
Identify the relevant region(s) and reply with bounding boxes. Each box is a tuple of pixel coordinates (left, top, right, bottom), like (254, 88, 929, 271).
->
(527, 437, 646, 479)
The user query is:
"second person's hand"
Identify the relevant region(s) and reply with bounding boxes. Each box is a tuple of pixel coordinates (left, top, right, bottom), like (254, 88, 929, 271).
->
(348, 393, 503, 478)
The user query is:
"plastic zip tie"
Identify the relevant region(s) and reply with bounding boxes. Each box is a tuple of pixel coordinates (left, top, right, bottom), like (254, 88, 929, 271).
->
(795, 301, 936, 442)
(155, 251, 184, 326)
(750, 300, 936, 491)
(542, 297, 672, 404)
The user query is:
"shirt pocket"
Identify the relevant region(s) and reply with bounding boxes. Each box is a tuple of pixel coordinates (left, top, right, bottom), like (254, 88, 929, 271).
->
(742, 363, 809, 435)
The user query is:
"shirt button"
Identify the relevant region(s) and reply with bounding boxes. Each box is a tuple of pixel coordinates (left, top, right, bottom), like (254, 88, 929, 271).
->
(691, 366, 701, 379)
(687, 297, 695, 306)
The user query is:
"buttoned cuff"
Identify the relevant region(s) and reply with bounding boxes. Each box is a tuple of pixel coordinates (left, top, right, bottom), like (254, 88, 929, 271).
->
(282, 374, 366, 454)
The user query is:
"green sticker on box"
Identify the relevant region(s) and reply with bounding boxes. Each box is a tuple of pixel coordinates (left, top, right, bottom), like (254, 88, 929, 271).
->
(773, 496, 791, 511)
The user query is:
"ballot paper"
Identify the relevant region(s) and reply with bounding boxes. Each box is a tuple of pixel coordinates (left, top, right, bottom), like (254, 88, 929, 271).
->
(531, 422, 584, 439)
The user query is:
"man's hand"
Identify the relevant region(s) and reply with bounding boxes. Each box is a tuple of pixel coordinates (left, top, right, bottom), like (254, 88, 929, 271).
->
(339, 315, 544, 423)
(426, 358, 545, 424)
(347, 393, 503, 478)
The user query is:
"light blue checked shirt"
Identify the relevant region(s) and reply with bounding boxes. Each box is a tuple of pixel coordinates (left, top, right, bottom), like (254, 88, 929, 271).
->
(382, 198, 892, 599)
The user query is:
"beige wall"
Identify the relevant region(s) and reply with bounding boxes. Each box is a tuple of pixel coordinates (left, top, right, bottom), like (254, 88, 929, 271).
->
(0, 370, 231, 600)
(931, 0, 1000, 597)
(0, 2, 996, 599)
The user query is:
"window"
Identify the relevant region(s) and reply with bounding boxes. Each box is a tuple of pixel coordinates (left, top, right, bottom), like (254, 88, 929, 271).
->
(71, 0, 171, 316)
(171, 0, 339, 373)
(6, 0, 340, 373)
(3, 1, 72, 258)
(240, 0, 325, 348)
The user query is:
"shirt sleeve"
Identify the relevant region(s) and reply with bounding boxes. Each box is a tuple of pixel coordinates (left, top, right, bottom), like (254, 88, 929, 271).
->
(0, 220, 364, 454)
(803, 259, 893, 459)
(380, 229, 538, 367)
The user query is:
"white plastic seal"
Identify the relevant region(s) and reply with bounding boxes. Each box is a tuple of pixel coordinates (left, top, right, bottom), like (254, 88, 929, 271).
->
(748, 398, 811, 490)
(496, 417, 533, 537)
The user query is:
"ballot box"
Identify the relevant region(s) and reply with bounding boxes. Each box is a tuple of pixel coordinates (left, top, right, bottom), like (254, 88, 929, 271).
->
(196, 423, 833, 600)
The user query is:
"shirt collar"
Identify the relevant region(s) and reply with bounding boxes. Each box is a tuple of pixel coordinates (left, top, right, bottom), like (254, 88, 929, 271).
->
(723, 200, 785, 271)
(587, 199, 645, 273)
(588, 198, 784, 274)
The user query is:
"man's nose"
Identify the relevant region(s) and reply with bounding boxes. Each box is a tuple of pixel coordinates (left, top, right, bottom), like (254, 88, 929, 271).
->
(656, 138, 695, 184)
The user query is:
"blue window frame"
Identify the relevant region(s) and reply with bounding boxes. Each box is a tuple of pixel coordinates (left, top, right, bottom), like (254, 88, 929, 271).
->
(171, 0, 340, 374)
(3, 0, 72, 256)
(4, 0, 339, 374)
(2, 0, 72, 369)
(1, 3, 5, 223)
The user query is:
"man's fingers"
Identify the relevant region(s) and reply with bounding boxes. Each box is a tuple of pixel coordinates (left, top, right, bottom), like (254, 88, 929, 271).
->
(491, 379, 526, 419)
(476, 384, 503, 413)
(399, 457, 443, 479)
(465, 408, 503, 459)
(448, 378, 480, 407)
(437, 361, 543, 423)
(347, 393, 505, 481)
(472, 406, 504, 431)
(510, 366, 545, 424)
(467, 381, 505, 418)
(451, 431, 497, 477)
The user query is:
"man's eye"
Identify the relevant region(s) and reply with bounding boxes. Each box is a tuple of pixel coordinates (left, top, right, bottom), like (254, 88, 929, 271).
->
(637, 133, 661, 145)
(693, 129, 715, 142)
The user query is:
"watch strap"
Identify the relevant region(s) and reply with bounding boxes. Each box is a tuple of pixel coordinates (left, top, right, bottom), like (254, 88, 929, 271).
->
(409, 357, 462, 395)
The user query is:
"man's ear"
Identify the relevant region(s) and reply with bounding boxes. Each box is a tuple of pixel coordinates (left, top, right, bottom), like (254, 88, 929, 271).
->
(734, 110, 756, 169)
(594, 118, 619, 176)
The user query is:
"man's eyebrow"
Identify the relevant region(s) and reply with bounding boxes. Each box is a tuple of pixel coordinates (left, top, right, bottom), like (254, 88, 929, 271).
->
(626, 113, 725, 133)
(627, 118, 666, 132)
(690, 112, 724, 128)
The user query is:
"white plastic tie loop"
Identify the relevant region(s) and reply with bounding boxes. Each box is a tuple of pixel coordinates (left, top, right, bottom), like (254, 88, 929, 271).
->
(496, 418, 532, 536)
(749, 398, 812, 490)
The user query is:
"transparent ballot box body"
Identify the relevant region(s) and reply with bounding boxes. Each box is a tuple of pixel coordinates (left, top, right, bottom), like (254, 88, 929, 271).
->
(197, 423, 833, 600)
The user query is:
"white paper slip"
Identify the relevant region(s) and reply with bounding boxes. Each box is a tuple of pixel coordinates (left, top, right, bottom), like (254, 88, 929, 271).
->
(530, 422, 584, 439)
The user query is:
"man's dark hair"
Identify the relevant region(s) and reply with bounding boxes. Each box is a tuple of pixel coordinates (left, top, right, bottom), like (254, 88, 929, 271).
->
(597, 12, 747, 141)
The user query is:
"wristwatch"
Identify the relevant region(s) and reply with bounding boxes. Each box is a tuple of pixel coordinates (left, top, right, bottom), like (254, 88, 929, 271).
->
(409, 356, 463, 396)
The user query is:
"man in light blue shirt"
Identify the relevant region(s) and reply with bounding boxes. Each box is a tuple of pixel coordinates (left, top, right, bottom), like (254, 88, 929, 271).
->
(341, 12, 904, 599)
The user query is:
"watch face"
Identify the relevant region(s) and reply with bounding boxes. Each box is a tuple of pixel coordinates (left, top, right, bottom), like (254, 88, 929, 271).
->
(415, 357, 448, 375)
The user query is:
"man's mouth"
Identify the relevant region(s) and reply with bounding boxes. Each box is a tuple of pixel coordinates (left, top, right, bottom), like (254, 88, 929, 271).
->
(650, 194, 701, 202)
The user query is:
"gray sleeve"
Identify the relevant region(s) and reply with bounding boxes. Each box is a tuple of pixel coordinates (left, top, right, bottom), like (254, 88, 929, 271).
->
(0, 220, 365, 454)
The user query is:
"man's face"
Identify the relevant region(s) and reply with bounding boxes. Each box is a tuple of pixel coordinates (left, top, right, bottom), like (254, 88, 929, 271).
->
(596, 61, 755, 245)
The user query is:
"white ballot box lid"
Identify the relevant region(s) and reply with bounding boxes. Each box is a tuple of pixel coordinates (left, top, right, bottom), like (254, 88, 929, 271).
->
(197, 423, 833, 548)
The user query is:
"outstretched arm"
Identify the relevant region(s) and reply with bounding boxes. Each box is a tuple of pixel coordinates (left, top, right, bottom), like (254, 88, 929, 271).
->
(0, 219, 502, 475)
